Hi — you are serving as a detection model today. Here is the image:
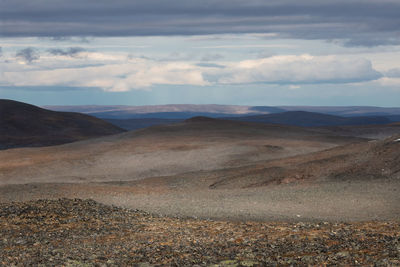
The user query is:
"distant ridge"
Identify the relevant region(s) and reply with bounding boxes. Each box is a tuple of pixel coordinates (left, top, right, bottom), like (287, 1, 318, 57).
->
(105, 111, 396, 131)
(225, 111, 392, 127)
(0, 99, 125, 149)
(44, 104, 257, 119)
(105, 118, 182, 131)
(44, 104, 400, 120)
(184, 116, 220, 123)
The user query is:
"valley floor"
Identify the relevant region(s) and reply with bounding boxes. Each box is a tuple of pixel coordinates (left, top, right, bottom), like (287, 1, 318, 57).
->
(1, 178, 399, 222)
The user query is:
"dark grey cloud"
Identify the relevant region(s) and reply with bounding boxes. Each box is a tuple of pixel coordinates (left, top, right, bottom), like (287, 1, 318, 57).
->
(39, 36, 92, 43)
(1, 0, 400, 46)
(16, 48, 39, 63)
(48, 47, 86, 57)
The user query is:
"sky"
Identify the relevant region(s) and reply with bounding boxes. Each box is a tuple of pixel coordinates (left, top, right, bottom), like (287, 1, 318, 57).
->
(1, 0, 400, 106)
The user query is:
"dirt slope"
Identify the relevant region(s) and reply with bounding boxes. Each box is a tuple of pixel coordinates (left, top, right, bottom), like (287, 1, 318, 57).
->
(318, 122, 400, 139)
(0, 117, 365, 185)
(183, 134, 400, 190)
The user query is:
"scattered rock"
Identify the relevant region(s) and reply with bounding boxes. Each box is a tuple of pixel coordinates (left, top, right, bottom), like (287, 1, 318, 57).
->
(0, 199, 399, 266)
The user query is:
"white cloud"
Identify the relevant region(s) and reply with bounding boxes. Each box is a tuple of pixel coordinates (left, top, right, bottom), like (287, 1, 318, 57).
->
(289, 85, 301, 90)
(0, 52, 382, 91)
(1, 53, 208, 91)
(377, 77, 400, 88)
(214, 54, 382, 85)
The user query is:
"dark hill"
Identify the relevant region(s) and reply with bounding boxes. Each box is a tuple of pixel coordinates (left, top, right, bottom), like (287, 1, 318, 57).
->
(0, 99, 125, 149)
(225, 111, 391, 127)
(105, 118, 182, 131)
(131, 115, 366, 146)
(184, 116, 220, 123)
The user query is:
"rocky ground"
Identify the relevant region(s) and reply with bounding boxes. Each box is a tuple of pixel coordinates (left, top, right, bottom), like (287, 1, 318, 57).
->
(1, 199, 399, 266)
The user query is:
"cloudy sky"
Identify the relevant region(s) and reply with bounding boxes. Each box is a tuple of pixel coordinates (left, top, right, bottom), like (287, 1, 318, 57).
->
(1, 0, 400, 106)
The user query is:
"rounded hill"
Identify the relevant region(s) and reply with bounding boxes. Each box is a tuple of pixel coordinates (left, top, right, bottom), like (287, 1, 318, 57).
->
(0, 99, 125, 149)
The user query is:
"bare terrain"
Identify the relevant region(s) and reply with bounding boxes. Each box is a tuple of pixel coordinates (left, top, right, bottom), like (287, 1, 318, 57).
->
(0, 115, 399, 221)
(1, 103, 400, 265)
(1, 199, 398, 266)
(0, 117, 365, 185)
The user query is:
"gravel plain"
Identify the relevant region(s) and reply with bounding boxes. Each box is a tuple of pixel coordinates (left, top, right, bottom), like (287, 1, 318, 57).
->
(1, 198, 399, 266)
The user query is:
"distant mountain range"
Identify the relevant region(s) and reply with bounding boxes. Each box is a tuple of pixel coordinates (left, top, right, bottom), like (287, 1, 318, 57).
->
(43, 104, 400, 131)
(44, 104, 255, 119)
(2, 100, 399, 150)
(0, 99, 125, 149)
(45, 104, 400, 119)
(106, 111, 400, 131)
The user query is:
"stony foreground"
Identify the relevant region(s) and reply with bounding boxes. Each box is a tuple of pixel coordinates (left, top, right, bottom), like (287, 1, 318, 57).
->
(0, 199, 399, 266)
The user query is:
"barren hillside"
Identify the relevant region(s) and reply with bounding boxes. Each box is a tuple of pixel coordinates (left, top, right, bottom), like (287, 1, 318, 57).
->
(0, 117, 365, 185)
(0, 114, 399, 221)
(0, 99, 125, 149)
